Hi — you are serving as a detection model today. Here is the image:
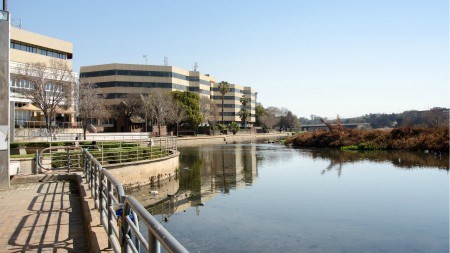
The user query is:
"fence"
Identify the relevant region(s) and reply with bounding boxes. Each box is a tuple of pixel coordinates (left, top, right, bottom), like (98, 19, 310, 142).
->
(36, 137, 177, 169)
(15, 131, 159, 142)
(36, 139, 188, 253)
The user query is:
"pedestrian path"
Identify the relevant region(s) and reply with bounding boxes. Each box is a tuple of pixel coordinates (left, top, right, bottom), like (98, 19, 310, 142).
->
(0, 180, 89, 252)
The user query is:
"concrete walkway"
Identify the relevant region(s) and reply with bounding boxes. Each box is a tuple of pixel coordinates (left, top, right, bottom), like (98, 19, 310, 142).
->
(0, 179, 89, 252)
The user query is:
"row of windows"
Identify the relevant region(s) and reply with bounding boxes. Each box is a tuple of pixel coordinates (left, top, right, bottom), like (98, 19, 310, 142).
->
(218, 105, 255, 111)
(212, 87, 241, 93)
(220, 112, 256, 117)
(211, 95, 254, 101)
(94, 81, 212, 95)
(94, 81, 188, 91)
(10, 40, 71, 60)
(212, 88, 255, 97)
(188, 87, 210, 95)
(189, 77, 212, 86)
(103, 93, 141, 99)
(10, 78, 63, 92)
(217, 104, 243, 109)
(80, 69, 212, 85)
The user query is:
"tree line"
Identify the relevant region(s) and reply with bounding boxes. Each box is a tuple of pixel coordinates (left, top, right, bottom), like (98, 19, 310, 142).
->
(254, 105, 300, 131)
(299, 108, 449, 129)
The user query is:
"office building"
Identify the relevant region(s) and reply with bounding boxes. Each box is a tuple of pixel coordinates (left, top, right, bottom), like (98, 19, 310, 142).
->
(9, 27, 76, 133)
(80, 63, 256, 132)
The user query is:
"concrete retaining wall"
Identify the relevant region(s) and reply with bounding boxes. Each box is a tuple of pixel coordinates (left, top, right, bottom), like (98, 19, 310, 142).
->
(10, 157, 35, 174)
(177, 133, 291, 147)
(105, 151, 180, 188)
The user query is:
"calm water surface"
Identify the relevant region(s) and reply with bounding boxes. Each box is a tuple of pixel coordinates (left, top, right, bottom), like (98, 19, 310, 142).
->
(130, 143, 449, 253)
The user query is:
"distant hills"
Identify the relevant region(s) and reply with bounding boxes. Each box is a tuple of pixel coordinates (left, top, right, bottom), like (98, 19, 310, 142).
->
(300, 107, 449, 129)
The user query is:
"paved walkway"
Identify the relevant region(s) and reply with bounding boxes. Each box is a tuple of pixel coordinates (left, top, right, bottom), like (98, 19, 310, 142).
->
(0, 180, 89, 252)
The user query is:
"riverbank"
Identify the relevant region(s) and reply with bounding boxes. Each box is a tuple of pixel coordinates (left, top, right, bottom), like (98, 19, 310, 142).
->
(285, 127, 449, 152)
(177, 132, 291, 147)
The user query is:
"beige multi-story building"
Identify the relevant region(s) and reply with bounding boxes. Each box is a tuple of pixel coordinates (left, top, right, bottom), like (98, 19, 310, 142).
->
(9, 27, 76, 131)
(79, 63, 256, 132)
(211, 82, 256, 127)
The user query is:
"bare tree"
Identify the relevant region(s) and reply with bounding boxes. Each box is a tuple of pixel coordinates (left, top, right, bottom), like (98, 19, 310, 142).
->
(199, 96, 219, 126)
(12, 59, 75, 133)
(119, 94, 143, 132)
(76, 81, 108, 139)
(425, 107, 449, 128)
(166, 99, 187, 136)
(260, 114, 278, 130)
(141, 89, 172, 135)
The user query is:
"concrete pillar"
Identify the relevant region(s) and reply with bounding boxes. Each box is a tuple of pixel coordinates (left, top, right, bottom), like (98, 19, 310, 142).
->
(0, 9, 10, 189)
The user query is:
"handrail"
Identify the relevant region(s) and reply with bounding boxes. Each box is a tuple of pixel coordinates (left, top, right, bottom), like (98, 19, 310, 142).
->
(82, 145, 187, 253)
(37, 146, 83, 172)
(35, 140, 187, 252)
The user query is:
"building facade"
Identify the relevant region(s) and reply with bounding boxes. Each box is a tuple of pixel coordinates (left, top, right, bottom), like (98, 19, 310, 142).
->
(80, 63, 256, 131)
(9, 27, 76, 131)
(211, 82, 256, 127)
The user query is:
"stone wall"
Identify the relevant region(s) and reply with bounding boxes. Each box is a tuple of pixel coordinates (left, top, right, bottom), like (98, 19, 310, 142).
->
(177, 133, 291, 147)
(105, 150, 179, 188)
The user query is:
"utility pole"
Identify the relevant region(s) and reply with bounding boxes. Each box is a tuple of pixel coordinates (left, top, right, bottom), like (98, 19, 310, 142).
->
(0, 2, 10, 189)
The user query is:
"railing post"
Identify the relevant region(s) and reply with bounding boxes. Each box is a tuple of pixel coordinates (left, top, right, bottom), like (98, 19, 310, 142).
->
(101, 142, 104, 165)
(35, 150, 39, 174)
(148, 228, 161, 253)
(136, 142, 139, 162)
(66, 147, 70, 173)
(95, 164, 100, 209)
(134, 211, 140, 252)
(99, 170, 104, 222)
(119, 142, 122, 164)
(107, 178, 112, 248)
(121, 200, 129, 253)
(89, 159, 93, 189)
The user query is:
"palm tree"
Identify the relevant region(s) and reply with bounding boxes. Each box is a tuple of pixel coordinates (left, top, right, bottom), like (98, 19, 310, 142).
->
(217, 81, 230, 125)
(238, 95, 250, 128)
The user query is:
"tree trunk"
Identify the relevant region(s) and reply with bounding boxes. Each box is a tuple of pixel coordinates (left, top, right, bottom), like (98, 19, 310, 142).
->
(221, 96, 224, 125)
(82, 123, 87, 140)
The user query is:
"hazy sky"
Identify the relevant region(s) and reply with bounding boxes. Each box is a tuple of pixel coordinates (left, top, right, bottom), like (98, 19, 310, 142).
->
(8, 0, 449, 118)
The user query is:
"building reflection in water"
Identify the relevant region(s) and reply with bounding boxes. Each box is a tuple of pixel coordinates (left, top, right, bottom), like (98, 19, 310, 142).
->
(128, 144, 449, 222)
(128, 144, 257, 221)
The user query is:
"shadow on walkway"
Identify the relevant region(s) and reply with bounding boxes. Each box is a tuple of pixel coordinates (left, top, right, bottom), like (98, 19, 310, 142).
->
(0, 180, 88, 252)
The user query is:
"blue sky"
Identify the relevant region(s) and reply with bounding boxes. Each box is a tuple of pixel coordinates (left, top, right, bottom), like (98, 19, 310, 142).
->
(7, 0, 449, 118)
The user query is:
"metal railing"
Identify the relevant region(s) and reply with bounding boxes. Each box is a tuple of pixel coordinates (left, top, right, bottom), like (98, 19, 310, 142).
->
(15, 131, 166, 142)
(35, 137, 177, 169)
(36, 140, 188, 253)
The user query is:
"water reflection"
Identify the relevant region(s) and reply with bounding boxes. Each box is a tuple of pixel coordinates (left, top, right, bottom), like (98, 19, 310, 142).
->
(128, 144, 448, 252)
(129, 144, 258, 220)
(129, 144, 448, 221)
(298, 148, 449, 176)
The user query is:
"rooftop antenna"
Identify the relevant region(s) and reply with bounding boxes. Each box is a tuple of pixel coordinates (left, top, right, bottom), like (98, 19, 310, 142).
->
(164, 56, 168, 66)
(2, 0, 7, 11)
(194, 62, 198, 72)
(11, 18, 22, 29)
(143, 55, 148, 65)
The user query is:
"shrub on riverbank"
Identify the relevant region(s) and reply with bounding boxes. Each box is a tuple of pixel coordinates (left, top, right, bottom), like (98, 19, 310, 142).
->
(285, 127, 449, 152)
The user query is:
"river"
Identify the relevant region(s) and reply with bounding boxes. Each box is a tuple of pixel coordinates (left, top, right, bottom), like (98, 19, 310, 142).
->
(129, 143, 449, 253)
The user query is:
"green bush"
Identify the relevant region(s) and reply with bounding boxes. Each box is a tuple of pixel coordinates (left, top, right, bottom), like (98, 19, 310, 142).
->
(228, 122, 240, 135)
(340, 145, 359, 150)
